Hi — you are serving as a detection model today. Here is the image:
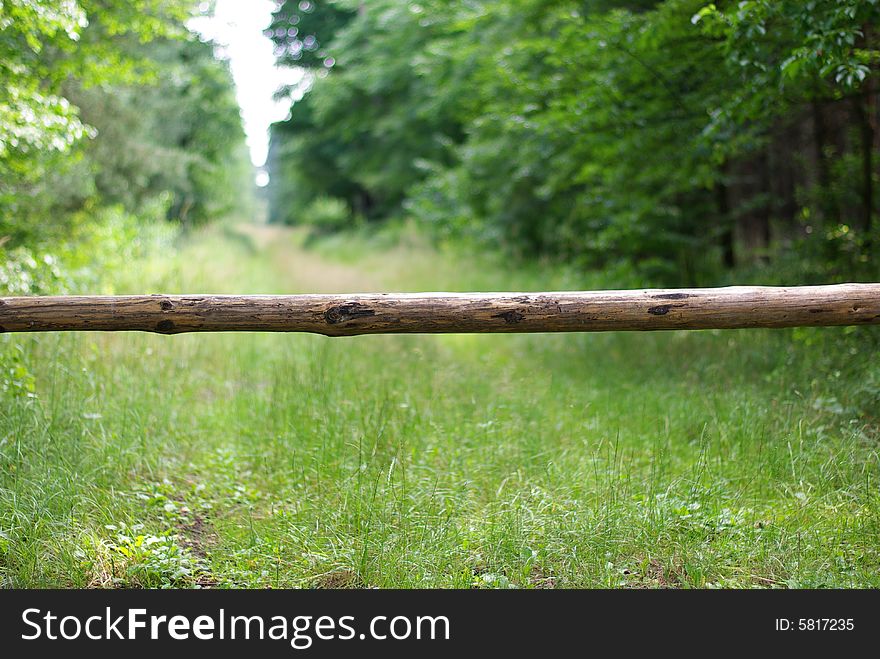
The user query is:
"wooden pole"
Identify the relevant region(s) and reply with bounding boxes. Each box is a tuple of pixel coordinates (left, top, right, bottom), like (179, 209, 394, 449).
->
(1, 284, 879, 336)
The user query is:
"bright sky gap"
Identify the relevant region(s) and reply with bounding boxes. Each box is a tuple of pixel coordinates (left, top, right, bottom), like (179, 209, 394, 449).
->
(189, 0, 303, 186)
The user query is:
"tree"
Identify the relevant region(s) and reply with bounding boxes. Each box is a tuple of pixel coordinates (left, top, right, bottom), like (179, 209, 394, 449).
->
(266, 0, 880, 281)
(1, 0, 251, 245)
(267, 0, 466, 223)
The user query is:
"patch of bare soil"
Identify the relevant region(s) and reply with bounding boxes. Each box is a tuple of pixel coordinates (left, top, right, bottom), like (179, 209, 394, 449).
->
(176, 513, 219, 588)
(528, 565, 557, 589)
(311, 569, 364, 589)
(624, 558, 685, 588)
(235, 224, 383, 293)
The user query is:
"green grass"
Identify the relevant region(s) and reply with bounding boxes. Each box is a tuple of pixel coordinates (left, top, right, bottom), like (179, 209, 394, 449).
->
(1, 224, 879, 588)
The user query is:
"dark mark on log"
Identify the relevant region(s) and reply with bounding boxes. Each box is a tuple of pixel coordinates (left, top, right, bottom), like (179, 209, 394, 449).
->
(0, 325, 5, 333)
(652, 293, 690, 300)
(647, 304, 685, 316)
(494, 310, 525, 323)
(809, 308, 830, 313)
(156, 319, 176, 333)
(324, 302, 376, 325)
(160, 300, 173, 311)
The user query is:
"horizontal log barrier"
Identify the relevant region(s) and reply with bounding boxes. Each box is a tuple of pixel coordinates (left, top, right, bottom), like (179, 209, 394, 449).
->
(1, 284, 879, 336)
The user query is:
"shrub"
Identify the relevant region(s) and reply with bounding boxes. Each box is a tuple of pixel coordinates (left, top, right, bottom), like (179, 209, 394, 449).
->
(0, 248, 69, 296)
(302, 197, 351, 234)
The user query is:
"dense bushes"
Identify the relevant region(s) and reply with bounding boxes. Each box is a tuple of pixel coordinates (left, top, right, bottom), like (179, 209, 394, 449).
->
(267, 0, 880, 284)
(0, 1, 252, 249)
(0, 203, 175, 296)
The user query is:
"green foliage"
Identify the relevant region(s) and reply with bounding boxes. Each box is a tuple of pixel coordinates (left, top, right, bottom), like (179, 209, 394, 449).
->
(268, 0, 880, 283)
(267, 0, 466, 222)
(0, 202, 176, 297)
(267, 93, 370, 223)
(105, 523, 204, 588)
(267, 0, 355, 72)
(0, 248, 67, 295)
(65, 36, 254, 226)
(0, 343, 36, 400)
(697, 1, 879, 93)
(0, 0, 91, 240)
(693, 0, 880, 150)
(1, 0, 251, 247)
(301, 196, 352, 233)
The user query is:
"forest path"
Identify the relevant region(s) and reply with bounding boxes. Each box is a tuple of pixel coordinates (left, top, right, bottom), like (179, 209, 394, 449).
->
(234, 223, 386, 293)
(2, 222, 877, 589)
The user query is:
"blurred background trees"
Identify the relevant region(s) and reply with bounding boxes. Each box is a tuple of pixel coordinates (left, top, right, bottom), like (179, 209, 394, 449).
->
(267, 0, 880, 285)
(2, 0, 878, 289)
(0, 0, 252, 249)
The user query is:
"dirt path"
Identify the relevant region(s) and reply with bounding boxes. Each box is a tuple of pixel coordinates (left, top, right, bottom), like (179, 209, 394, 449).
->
(236, 224, 386, 293)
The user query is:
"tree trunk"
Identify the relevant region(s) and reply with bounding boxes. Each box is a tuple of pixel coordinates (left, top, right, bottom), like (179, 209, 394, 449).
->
(853, 95, 874, 248)
(860, 24, 876, 252)
(758, 149, 772, 253)
(811, 99, 837, 224)
(716, 164, 735, 268)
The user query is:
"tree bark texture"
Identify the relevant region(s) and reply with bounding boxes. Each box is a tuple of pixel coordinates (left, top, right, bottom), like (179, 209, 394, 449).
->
(1, 285, 879, 336)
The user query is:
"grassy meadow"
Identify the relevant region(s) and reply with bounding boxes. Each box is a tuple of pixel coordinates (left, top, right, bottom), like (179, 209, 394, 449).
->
(1, 224, 879, 588)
